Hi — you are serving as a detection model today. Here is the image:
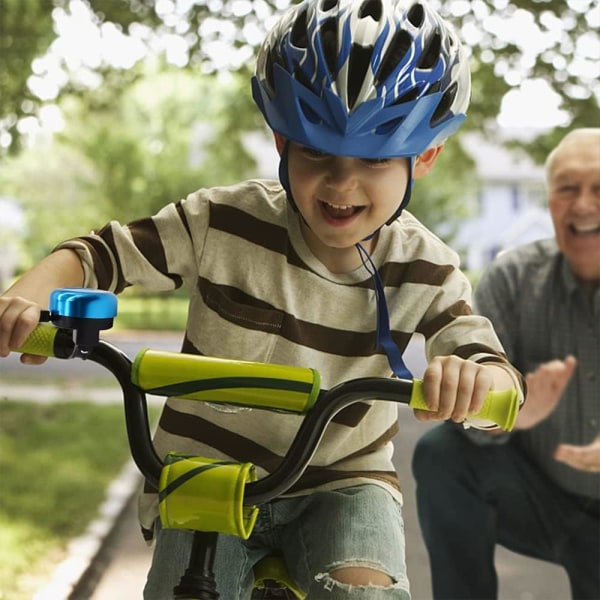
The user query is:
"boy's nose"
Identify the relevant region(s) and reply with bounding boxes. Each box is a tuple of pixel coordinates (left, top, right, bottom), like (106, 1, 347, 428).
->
(325, 157, 359, 192)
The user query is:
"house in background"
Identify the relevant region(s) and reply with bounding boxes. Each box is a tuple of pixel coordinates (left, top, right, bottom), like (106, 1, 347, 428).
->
(456, 132, 554, 271)
(243, 130, 556, 273)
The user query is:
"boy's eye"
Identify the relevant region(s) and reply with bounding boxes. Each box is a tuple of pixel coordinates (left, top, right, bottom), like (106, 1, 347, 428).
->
(362, 158, 391, 166)
(302, 147, 330, 159)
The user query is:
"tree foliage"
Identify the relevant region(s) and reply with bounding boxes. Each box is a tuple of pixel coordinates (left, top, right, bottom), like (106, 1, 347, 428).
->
(1, 0, 597, 263)
(2, 0, 598, 156)
(56, 65, 257, 222)
(0, 0, 57, 153)
(0, 67, 258, 263)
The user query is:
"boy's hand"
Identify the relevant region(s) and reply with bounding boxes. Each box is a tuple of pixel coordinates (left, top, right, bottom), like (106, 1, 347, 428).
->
(414, 355, 512, 424)
(0, 296, 46, 364)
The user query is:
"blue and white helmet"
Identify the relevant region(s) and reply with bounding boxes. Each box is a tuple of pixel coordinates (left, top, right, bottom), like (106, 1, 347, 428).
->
(252, 0, 470, 159)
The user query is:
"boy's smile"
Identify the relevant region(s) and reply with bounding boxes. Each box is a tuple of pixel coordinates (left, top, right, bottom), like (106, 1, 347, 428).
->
(320, 201, 365, 222)
(286, 142, 410, 270)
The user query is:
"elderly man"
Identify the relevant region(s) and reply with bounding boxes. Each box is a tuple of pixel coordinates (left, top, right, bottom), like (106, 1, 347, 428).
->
(412, 128, 600, 600)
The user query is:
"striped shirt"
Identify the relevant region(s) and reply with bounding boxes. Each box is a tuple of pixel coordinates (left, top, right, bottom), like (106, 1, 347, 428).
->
(474, 238, 600, 499)
(57, 179, 521, 530)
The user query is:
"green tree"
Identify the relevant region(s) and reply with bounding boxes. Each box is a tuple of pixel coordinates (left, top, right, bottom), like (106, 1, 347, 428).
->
(58, 66, 257, 223)
(0, 66, 258, 264)
(1, 0, 597, 156)
(0, 0, 56, 153)
(0, 142, 104, 263)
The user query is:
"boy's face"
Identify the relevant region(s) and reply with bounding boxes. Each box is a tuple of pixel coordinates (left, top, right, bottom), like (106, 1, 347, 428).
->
(287, 142, 410, 252)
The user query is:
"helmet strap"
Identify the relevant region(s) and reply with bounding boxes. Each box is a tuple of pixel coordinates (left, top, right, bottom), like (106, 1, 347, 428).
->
(278, 140, 299, 212)
(384, 157, 414, 225)
(356, 242, 413, 380)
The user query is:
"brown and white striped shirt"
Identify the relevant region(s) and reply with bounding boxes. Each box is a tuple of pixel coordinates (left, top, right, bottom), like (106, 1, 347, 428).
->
(57, 178, 518, 531)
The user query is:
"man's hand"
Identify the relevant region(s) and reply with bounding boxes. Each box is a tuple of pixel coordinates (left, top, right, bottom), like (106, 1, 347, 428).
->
(515, 356, 577, 430)
(555, 436, 600, 473)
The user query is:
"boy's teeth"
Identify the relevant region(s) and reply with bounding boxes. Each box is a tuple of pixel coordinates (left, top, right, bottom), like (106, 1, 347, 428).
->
(326, 202, 352, 209)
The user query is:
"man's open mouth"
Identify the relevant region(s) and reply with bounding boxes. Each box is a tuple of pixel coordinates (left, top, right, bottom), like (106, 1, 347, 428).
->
(569, 223, 600, 236)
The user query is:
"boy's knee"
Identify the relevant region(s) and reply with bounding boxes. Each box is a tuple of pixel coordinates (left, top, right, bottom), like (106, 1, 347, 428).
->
(330, 565, 393, 587)
(315, 563, 412, 596)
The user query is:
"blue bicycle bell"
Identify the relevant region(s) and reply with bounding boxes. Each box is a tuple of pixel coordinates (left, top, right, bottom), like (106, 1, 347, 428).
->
(49, 288, 118, 355)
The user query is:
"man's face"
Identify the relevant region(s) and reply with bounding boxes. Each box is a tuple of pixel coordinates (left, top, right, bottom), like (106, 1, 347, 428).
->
(548, 137, 600, 283)
(287, 142, 410, 251)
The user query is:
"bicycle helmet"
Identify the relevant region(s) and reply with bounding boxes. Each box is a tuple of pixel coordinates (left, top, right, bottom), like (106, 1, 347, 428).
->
(252, 0, 470, 160)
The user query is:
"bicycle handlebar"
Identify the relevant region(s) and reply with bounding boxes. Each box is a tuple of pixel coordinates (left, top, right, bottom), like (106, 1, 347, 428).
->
(12, 320, 519, 505)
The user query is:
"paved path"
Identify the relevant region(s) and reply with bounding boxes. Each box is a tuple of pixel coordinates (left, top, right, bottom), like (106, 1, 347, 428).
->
(2, 332, 571, 599)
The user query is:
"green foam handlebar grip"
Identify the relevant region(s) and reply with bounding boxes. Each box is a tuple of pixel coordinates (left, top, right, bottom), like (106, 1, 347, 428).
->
(10, 323, 73, 358)
(132, 349, 321, 413)
(408, 379, 520, 431)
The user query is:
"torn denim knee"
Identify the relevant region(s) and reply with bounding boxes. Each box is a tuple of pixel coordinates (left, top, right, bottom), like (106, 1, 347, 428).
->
(314, 560, 411, 599)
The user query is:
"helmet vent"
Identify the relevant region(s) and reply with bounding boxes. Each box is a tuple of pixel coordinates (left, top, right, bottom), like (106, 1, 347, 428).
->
(375, 29, 412, 85)
(430, 81, 457, 126)
(290, 6, 309, 49)
(300, 98, 323, 124)
(359, 0, 382, 20)
(375, 116, 404, 135)
(348, 44, 373, 110)
(393, 86, 420, 105)
(417, 29, 441, 69)
(320, 18, 338, 79)
(321, 0, 338, 11)
(407, 3, 425, 28)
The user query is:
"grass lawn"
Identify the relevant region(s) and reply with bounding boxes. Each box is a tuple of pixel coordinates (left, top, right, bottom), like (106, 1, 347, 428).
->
(114, 293, 188, 331)
(0, 399, 137, 600)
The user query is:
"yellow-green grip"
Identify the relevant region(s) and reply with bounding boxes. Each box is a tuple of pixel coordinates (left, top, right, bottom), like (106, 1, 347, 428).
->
(11, 323, 61, 357)
(159, 454, 258, 539)
(132, 349, 320, 413)
(408, 379, 520, 431)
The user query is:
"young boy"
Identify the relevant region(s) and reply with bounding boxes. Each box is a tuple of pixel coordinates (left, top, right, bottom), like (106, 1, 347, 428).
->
(0, 1, 524, 598)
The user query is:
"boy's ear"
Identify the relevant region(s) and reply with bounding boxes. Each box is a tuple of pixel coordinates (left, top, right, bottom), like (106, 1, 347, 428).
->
(414, 144, 444, 179)
(273, 132, 287, 156)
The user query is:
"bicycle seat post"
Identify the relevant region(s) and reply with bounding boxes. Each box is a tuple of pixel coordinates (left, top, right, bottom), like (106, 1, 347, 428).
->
(173, 531, 220, 600)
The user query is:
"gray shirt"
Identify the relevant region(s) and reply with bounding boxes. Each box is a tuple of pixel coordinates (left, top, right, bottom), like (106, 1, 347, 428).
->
(473, 238, 600, 499)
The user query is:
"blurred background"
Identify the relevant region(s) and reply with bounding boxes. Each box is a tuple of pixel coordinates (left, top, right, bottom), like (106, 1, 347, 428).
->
(0, 1, 598, 598)
(1, 0, 599, 290)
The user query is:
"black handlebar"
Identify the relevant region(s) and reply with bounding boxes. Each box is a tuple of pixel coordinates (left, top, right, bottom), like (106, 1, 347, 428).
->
(88, 340, 414, 505)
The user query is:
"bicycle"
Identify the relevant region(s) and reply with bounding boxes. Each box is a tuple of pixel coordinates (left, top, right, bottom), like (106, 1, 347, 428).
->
(12, 288, 520, 599)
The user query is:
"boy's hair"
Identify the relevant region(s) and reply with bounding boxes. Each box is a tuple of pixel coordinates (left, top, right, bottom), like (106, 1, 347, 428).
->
(252, 0, 471, 160)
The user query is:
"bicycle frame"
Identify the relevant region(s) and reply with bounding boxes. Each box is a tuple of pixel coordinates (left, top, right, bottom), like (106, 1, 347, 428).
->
(12, 288, 520, 599)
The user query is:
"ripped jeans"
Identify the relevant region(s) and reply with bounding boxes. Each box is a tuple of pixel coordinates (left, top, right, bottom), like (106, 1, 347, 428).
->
(144, 484, 411, 599)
